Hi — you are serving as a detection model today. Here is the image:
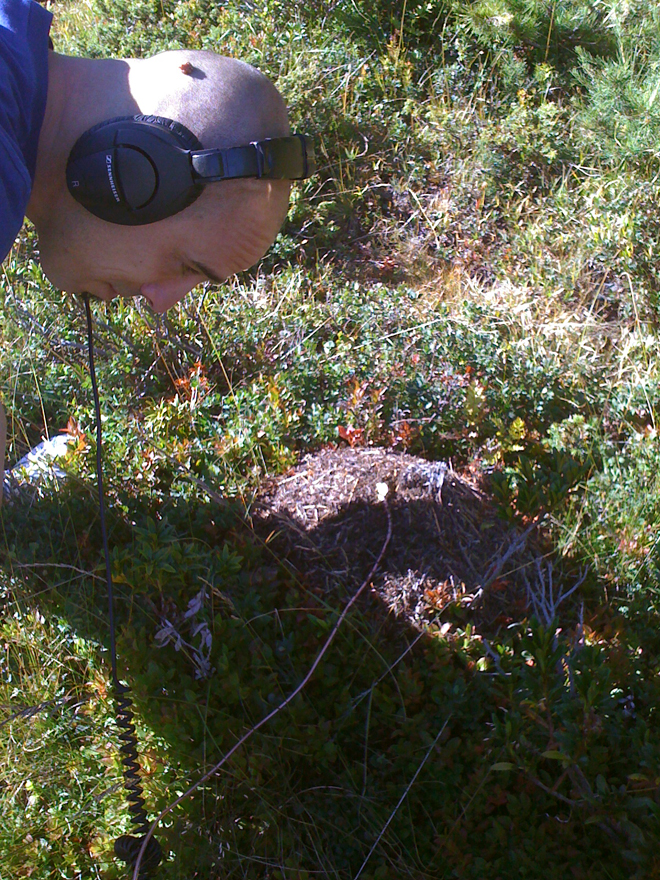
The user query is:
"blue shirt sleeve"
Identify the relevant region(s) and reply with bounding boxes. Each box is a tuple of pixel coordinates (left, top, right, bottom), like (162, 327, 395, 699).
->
(0, 0, 52, 263)
(0, 134, 31, 261)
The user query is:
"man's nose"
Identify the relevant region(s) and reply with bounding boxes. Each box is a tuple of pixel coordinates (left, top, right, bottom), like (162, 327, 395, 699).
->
(140, 277, 202, 313)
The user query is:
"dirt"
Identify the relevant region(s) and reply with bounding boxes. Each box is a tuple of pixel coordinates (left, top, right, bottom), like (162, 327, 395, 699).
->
(253, 447, 545, 633)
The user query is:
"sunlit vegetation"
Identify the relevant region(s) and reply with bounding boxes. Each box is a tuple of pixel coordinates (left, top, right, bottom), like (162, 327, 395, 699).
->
(2, 1, 660, 877)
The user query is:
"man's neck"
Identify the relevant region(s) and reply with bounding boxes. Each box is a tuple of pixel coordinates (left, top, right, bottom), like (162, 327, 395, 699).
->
(26, 53, 138, 227)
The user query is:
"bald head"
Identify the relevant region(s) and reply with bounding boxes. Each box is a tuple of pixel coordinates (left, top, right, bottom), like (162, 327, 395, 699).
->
(126, 49, 293, 275)
(26, 48, 294, 311)
(127, 49, 292, 252)
(131, 49, 291, 148)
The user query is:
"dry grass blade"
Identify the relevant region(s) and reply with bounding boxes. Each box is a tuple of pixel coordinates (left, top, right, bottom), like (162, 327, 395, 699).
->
(353, 716, 451, 880)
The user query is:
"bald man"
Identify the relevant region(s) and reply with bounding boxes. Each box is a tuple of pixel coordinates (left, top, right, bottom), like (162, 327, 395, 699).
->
(29, 51, 294, 312)
(1, 0, 307, 501)
(3, 0, 296, 303)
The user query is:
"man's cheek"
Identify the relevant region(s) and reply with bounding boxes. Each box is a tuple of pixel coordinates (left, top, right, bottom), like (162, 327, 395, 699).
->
(37, 246, 71, 291)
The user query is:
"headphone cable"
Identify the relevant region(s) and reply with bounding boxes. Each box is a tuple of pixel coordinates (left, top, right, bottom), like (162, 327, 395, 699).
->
(82, 294, 162, 876)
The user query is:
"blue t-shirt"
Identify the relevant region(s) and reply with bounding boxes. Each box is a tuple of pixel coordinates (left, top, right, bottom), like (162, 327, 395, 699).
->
(0, 0, 52, 262)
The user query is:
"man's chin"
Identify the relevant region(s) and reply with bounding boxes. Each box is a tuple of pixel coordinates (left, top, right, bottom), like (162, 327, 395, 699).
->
(75, 284, 132, 302)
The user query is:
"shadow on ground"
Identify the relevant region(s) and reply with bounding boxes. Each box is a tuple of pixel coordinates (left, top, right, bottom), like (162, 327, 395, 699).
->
(0, 450, 629, 880)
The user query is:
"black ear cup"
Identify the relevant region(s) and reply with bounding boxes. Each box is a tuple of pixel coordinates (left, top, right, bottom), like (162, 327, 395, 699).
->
(132, 114, 203, 151)
(66, 116, 204, 225)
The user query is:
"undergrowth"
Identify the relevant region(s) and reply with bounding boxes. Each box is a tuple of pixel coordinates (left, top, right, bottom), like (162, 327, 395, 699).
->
(1, 0, 660, 877)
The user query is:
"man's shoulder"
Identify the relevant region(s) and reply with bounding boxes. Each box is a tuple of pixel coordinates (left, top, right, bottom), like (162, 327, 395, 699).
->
(0, 0, 52, 156)
(0, 0, 52, 263)
(0, 0, 52, 39)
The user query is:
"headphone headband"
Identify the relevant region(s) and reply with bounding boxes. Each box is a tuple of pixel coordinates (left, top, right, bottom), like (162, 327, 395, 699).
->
(66, 116, 316, 226)
(191, 134, 314, 182)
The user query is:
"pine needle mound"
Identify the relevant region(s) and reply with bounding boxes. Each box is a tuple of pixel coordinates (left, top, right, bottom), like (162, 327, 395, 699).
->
(254, 448, 542, 631)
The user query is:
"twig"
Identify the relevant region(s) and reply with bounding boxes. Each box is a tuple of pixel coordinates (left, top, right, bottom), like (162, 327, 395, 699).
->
(468, 522, 537, 609)
(484, 522, 537, 586)
(138, 308, 203, 360)
(481, 637, 509, 676)
(351, 622, 436, 709)
(85, 316, 141, 358)
(0, 695, 88, 728)
(528, 774, 585, 808)
(353, 717, 450, 880)
(130, 428, 230, 509)
(9, 297, 111, 357)
(524, 561, 588, 628)
(8, 561, 106, 582)
(132, 500, 393, 878)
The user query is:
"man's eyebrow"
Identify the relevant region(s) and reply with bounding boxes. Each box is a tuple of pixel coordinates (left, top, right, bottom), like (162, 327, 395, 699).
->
(188, 260, 224, 284)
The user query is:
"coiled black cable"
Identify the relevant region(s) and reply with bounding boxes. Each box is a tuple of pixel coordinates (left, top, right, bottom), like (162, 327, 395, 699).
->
(83, 295, 162, 877)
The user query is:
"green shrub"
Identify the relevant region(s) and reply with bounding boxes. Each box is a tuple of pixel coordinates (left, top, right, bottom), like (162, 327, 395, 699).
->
(3, 0, 660, 876)
(576, 3, 660, 169)
(467, 0, 617, 73)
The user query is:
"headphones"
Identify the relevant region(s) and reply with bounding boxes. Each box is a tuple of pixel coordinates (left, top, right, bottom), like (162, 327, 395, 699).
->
(66, 114, 316, 225)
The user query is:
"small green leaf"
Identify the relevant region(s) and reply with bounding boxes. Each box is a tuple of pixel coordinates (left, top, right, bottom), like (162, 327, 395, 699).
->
(542, 750, 567, 761)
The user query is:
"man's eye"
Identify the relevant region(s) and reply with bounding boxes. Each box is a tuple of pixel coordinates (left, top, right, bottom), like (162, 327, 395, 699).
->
(183, 265, 210, 283)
